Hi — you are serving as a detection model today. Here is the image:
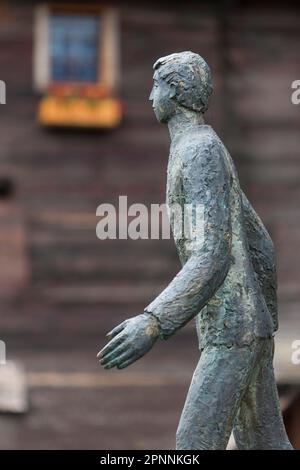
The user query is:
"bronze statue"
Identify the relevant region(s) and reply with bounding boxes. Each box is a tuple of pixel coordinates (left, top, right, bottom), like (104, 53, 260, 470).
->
(98, 51, 293, 450)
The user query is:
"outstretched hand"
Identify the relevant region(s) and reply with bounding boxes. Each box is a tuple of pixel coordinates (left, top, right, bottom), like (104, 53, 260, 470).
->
(97, 313, 161, 370)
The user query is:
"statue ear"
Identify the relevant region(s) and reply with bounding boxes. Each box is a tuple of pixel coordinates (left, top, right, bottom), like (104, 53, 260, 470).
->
(168, 83, 176, 99)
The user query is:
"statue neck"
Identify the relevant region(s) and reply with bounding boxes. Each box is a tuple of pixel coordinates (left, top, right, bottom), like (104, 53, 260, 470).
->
(167, 107, 205, 142)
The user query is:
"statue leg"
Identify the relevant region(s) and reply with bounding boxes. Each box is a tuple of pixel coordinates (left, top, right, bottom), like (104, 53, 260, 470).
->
(176, 341, 263, 450)
(233, 338, 293, 449)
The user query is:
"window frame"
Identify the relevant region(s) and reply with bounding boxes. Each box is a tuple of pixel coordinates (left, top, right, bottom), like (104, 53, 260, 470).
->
(33, 3, 120, 93)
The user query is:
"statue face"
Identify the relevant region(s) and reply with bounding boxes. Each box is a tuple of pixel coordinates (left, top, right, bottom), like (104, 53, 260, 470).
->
(149, 75, 176, 123)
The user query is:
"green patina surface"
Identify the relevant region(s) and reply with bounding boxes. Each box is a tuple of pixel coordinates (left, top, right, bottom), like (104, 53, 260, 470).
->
(99, 51, 293, 450)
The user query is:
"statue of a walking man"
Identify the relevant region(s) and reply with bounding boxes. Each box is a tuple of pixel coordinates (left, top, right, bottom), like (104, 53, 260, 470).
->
(98, 51, 293, 450)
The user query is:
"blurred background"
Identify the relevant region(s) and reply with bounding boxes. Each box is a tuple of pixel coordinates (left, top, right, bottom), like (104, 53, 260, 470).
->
(0, 0, 300, 450)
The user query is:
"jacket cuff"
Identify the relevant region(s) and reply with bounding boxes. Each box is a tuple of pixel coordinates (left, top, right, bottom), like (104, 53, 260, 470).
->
(143, 309, 169, 340)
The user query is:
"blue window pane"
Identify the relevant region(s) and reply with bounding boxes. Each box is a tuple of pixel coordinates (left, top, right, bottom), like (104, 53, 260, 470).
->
(50, 14, 99, 82)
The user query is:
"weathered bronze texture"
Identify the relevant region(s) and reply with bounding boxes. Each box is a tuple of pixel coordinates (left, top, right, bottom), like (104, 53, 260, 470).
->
(98, 52, 293, 450)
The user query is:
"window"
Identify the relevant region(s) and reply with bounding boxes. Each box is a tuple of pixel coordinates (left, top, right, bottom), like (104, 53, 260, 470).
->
(33, 4, 122, 128)
(50, 13, 99, 83)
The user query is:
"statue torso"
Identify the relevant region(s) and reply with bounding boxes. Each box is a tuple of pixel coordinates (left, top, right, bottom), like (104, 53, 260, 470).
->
(167, 125, 274, 349)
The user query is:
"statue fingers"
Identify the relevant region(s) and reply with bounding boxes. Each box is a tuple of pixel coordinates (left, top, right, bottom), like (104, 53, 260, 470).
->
(117, 356, 136, 369)
(103, 350, 132, 370)
(97, 332, 127, 359)
(105, 320, 128, 339)
(99, 343, 129, 366)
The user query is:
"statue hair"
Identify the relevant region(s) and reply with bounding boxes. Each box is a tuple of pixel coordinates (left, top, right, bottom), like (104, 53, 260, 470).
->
(153, 51, 213, 114)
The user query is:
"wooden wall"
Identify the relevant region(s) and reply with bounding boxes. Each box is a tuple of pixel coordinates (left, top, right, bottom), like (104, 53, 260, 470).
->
(0, 1, 299, 345)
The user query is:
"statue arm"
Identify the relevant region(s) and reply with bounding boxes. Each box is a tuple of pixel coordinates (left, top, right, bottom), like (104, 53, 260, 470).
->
(144, 141, 232, 339)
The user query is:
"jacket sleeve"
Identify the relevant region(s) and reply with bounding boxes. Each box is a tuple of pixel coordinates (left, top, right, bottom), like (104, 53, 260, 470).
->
(144, 139, 232, 339)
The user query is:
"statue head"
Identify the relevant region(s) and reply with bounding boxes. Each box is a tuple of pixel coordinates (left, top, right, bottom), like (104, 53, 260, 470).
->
(149, 51, 213, 123)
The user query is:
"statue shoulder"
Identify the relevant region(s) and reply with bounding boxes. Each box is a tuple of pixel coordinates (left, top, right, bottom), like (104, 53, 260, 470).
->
(181, 127, 226, 170)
